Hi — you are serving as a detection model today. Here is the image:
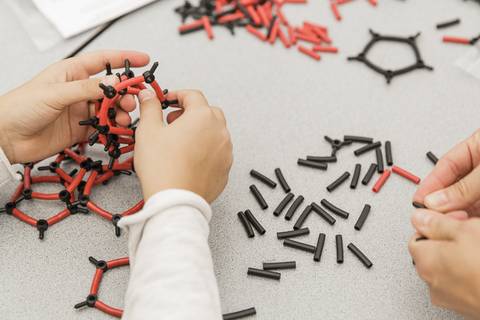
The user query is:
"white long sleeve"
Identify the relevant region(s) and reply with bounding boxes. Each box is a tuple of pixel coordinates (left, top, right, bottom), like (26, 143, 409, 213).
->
(118, 189, 222, 320)
(0, 147, 21, 188)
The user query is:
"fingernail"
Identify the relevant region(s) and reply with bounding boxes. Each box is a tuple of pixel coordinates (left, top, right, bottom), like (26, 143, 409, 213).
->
(413, 210, 432, 229)
(138, 89, 155, 102)
(425, 190, 448, 208)
(102, 75, 118, 86)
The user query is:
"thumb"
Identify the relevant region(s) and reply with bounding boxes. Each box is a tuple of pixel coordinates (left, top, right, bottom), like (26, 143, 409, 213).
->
(138, 89, 164, 125)
(49, 75, 118, 107)
(411, 209, 462, 240)
(425, 165, 480, 213)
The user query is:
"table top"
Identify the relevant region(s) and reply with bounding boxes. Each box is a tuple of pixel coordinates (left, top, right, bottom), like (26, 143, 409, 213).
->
(1, 0, 479, 319)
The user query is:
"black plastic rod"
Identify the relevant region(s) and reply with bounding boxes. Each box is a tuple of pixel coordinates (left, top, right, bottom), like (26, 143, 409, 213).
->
(285, 195, 304, 221)
(263, 261, 296, 270)
(277, 228, 310, 239)
(311, 202, 336, 225)
(354, 141, 382, 156)
(347, 243, 373, 268)
(297, 159, 328, 170)
(247, 268, 281, 280)
(326, 171, 350, 192)
(362, 163, 377, 185)
(350, 164, 361, 189)
(283, 239, 316, 253)
(436, 18, 461, 29)
(426, 151, 439, 165)
(238, 211, 254, 238)
(321, 199, 349, 219)
(250, 169, 277, 188)
(274, 168, 291, 193)
(344, 135, 373, 144)
(223, 307, 257, 320)
(336, 235, 344, 263)
(314, 233, 326, 262)
(306, 155, 337, 163)
(293, 205, 312, 230)
(249, 184, 268, 210)
(244, 210, 266, 235)
(376, 148, 384, 173)
(273, 193, 294, 217)
(354, 204, 371, 231)
(385, 141, 393, 166)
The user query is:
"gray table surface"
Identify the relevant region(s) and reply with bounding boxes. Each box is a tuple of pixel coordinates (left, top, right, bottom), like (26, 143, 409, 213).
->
(1, 0, 479, 319)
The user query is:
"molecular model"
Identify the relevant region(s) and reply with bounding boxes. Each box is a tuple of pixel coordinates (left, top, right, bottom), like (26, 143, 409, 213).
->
(0, 60, 178, 240)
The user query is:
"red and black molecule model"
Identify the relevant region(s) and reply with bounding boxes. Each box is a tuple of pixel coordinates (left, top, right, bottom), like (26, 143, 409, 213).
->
(175, 0, 338, 61)
(0, 60, 177, 240)
(75, 256, 130, 318)
(348, 29, 434, 84)
(329, 0, 377, 22)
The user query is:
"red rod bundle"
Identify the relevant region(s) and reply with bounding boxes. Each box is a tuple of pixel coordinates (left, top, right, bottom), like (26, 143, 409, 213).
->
(175, 0, 338, 61)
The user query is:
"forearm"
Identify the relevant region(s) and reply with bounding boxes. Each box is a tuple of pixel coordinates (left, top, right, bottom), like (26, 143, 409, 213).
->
(118, 190, 222, 320)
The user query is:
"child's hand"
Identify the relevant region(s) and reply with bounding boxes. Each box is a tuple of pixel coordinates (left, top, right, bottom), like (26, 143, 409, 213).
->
(409, 209, 480, 317)
(0, 50, 150, 164)
(134, 89, 233, 203)
(413, 129, 480, 216)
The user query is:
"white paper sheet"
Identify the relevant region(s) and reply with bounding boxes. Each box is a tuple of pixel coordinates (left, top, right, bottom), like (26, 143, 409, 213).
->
(31, 0, 157, 38)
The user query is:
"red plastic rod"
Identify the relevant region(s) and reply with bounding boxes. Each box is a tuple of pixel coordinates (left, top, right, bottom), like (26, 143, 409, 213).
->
(246, 25, 267, 41)
(313, 46, 338, 53)
(122, 200, 145, 217)
(218, 12, 244, 24)
(442, 36, 471, 45)
(12, 208, 37, 226)
(66, 168, 87, 193)
(95, 301, 123, 318)
(278, 28, 291, 48)
(269, 19, 280, 44)
(247, 6, 261, 25)
(24, 166, 32, 190)
(295, 33, 321, 45)
(107, 257, 130, 269)
(31, 192, 60, 201)
(87, 202, 113, 220)
(257, 5, 271, 27)
(10, 183, 24, 202)
(90, 269, 104, 295)
(372, 169, 391, 193)
(202, 16, 214, 40)
(392, 165, 421, 184)
(178, 19, 204, 33)
(331, 3, 342, 21)
(298, 45, 321, 60)
(47, 209, 71, 226)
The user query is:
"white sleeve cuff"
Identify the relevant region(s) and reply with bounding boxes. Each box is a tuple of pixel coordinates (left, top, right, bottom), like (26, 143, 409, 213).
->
(117, 189, 212, 264)
(0, 147, 21, 189)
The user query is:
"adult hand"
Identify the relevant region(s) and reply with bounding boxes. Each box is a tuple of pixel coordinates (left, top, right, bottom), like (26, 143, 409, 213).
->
(409, 209, 480, 318)
(134, 89, 233, 203)
(0, 50, 150, 164)
(413, 130, 480, 216)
